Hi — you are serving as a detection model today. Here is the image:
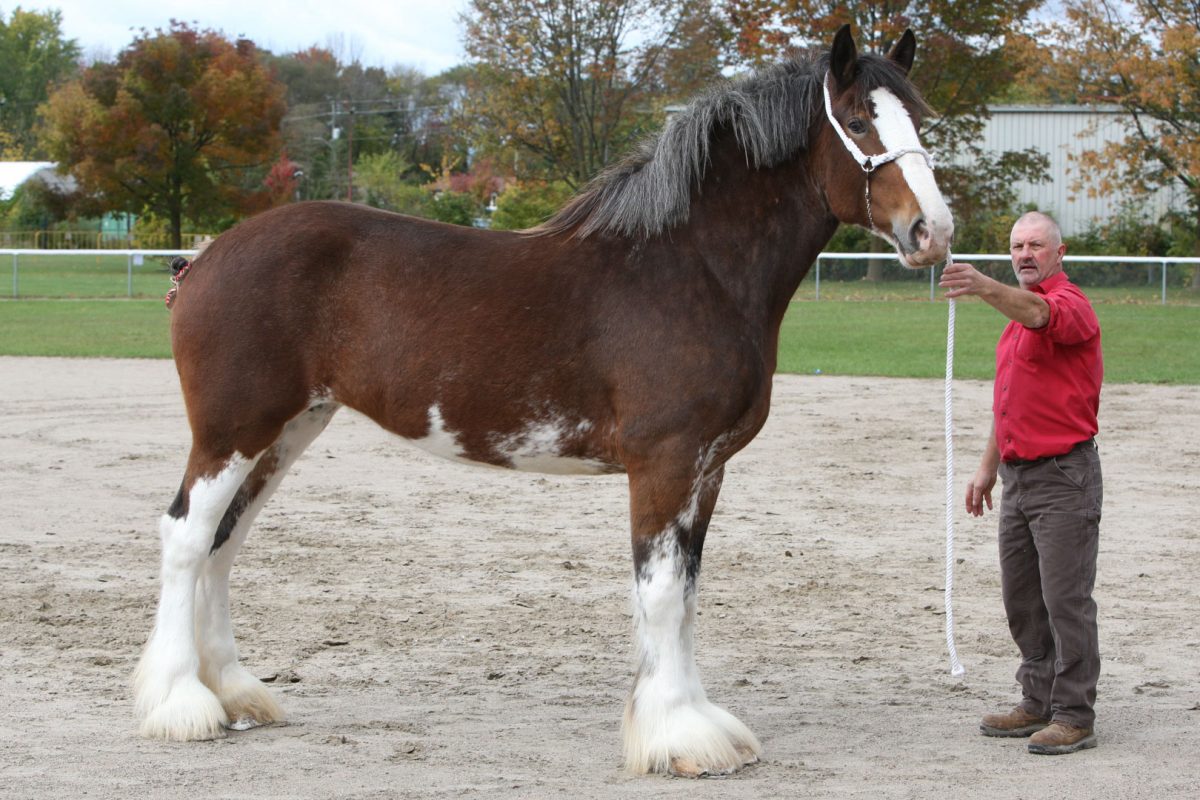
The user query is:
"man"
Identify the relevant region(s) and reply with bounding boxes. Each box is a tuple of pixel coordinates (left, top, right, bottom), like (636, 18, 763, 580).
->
(940, 211, 1103, 755)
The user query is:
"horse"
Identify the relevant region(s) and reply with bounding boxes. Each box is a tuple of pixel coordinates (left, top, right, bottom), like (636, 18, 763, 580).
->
(134, 24, 952, 777)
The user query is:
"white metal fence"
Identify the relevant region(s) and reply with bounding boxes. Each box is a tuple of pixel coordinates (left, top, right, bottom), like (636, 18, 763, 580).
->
(810, 253, 1200, 305)
(3, 248, 196, 299)
(2, 248, 1199, 305)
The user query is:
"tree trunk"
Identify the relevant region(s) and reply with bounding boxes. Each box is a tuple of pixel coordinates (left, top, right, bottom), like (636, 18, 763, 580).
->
(866, 258, 885, 282)
(1193, 206, 1200, 290)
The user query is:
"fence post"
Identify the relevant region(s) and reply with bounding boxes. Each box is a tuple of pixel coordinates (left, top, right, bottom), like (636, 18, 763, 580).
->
(127, 253, 134, 298)
(930, 263, 935, 301)
(12, 252, 17, 298)
(815, 255, 821, 300)
(1162, 260, 1168, 306)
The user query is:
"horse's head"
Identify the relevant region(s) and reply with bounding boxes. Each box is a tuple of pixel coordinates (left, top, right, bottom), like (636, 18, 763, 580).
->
(817, 25, 953, 268)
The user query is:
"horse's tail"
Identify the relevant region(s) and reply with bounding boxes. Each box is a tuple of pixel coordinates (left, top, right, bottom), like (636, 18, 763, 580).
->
(164, 257, 193, 309)
(164, 238, 212, 309)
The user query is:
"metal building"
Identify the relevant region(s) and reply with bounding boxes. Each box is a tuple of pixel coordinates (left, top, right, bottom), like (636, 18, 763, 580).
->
(973, 105, 1188, 236)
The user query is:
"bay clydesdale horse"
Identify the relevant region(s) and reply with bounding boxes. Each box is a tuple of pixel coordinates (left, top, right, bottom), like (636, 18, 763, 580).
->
(136, 25, 952, 776)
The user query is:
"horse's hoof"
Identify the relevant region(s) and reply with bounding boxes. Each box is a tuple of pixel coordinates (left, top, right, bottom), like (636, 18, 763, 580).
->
(624, 698, 762, 777)
(227, 716, 261, 731)
(215, 667, 285, 729)
(138, 679, 229, 741)
(668, 750, 758, 778)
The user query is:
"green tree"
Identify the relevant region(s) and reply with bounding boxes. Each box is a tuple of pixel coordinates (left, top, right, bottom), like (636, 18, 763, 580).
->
(1053, 0, 1200, 284)
(268, 47, 343, 199)
(41, 23, 287, 247)
(0, 8, 80, 158)
(723, 1, 1050, 256)
(355, 150, 417, 210)
(489, 180, 575, 229)
(269, 48, 471, 203)
(429, 190, 482, 226)
(461, 0, 711, 187)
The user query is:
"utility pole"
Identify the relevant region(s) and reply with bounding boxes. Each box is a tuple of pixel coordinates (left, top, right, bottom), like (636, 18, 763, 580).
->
(346, 103, 355, 203)
(329, 99, 338, 200)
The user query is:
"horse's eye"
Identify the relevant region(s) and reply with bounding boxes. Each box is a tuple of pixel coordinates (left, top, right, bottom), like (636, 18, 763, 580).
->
(847, 118, 867, 135)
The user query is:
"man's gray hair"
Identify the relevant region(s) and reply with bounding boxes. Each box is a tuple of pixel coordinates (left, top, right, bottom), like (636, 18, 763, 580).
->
(1014, 211, 1063, 246)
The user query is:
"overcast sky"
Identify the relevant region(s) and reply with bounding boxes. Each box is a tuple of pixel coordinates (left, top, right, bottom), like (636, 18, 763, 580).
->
(38, 1, 469, 74)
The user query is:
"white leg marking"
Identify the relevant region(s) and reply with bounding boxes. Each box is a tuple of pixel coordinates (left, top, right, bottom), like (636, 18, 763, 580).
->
(623, 528, 760, 776)
(869, 87, 954, 243)
(195, 403, 340, 730)
(135, 455, 260, 740)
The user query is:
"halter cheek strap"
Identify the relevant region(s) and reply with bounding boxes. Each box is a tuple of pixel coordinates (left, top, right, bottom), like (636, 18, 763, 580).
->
(822, 71, 934, 232)
(822, 72, 933, 173)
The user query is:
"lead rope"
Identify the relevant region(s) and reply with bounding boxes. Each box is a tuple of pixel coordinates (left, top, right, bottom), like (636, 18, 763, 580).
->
(821, 71, 963, 673)
(943, 249, 965, 677)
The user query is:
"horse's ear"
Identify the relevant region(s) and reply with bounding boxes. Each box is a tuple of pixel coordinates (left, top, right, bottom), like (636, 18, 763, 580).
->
(887, 29, 917, 75)
(830, 24, 858, 91)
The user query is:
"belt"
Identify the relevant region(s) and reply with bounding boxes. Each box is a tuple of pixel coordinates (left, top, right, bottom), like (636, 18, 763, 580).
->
(1005, 438, 1095, 468)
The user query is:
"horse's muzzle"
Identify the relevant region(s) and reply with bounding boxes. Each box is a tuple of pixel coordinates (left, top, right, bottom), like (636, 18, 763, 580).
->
(893, 213, 951, 268)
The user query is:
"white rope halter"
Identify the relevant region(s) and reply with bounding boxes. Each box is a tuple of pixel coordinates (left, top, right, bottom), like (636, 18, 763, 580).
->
(821, 72, 934, 231)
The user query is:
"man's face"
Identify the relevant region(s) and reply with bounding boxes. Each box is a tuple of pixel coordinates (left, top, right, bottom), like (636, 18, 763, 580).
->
(1010, 219, 1065, 289)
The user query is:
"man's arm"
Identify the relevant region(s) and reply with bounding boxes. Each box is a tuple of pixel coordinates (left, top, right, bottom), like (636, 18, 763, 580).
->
(939, 263, 1050, 328)
(966, 420, 1000, 517)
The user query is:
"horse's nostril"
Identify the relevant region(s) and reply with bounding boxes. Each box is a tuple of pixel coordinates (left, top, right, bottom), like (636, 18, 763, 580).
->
(909, 217, 929, 248)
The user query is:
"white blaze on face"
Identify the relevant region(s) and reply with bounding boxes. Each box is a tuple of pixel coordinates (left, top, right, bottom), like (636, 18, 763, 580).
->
(868, 87, 953, 244)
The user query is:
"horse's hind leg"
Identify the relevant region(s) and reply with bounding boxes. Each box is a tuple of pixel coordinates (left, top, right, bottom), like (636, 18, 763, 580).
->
(622, 457, 761, 776)
(134, 450, 260, 740)
(135, 398, 337, 740)
(194, 401, 339, 729)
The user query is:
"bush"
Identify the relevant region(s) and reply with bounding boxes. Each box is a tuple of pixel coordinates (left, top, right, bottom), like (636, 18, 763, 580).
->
(428, 191, 481, 227)
(1065, 204, 1194, 287)
(489, 181, 574, 230)
(387, 184, 436, 219)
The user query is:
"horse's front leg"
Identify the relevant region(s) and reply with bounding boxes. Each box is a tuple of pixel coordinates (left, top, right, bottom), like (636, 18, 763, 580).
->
(623, 459, 761, 776)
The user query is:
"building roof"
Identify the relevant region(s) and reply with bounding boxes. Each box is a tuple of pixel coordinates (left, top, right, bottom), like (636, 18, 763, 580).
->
(0, 161, 60, 201)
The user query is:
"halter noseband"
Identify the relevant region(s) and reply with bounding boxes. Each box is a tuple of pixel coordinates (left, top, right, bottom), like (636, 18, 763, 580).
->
(822, 71, 933, 233)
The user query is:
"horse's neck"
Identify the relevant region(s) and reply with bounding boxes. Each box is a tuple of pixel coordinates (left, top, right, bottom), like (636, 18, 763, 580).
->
(680, 144, 838, 334)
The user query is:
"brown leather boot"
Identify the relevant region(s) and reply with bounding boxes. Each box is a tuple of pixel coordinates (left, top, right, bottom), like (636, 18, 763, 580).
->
(979, 706, 1049, 737)
(1027, 721, 1097, 755)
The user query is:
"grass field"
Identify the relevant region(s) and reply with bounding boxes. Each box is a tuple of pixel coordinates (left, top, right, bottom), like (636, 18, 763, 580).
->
(5, 253, 1200, 305)
(2, 291, 1196, 383)
(3, 253, 182, 299)
(778, 299, 1198, 382)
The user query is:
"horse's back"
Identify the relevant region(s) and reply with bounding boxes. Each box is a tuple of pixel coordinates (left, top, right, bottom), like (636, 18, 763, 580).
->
(167, 203, 606, 451)
(169, 201, 770, 468)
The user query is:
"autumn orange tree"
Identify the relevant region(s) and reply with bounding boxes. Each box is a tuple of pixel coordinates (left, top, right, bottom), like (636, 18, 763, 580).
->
(41, 22, 287, 247)
(1054, 0, 1200, 280)
(724, 1, 1049, 252)
(461, 0, 726, 187)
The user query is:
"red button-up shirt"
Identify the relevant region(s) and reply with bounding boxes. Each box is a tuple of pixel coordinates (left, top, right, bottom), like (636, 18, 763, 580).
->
(994, 272, 1103, 462)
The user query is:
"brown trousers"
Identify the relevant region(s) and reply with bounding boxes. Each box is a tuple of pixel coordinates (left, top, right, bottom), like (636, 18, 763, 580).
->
(998, 439, 1102, 728)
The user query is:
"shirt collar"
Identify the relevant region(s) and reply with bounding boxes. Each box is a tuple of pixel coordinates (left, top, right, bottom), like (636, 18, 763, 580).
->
(1030, 270, 1069, 295)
